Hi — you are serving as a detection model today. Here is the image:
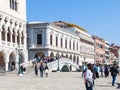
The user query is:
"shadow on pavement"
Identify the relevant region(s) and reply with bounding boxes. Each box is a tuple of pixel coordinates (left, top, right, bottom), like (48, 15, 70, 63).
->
(116, 83, 120, 89)
(95, 84, 111, 87)
(0, 72, 6, 76)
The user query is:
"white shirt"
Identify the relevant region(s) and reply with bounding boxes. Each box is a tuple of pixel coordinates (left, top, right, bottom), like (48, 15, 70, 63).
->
(84, 69, 93, 80)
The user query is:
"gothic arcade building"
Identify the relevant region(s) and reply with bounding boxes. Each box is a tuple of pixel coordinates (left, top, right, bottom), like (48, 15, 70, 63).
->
(0, 0, 28, 72)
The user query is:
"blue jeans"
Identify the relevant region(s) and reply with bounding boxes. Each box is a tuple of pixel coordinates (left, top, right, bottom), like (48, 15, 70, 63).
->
(112, 75, 116, 86)
(40, 71, 43, 77)
(85, 82, 93, 90)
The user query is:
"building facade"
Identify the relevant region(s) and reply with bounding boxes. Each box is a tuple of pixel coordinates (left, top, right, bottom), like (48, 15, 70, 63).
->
(93, 36, 106, 64)
(27, 21, 94, 66)
(109, 45, 120, 64)
(0, 0, 28, 72)
(104, 41, 110, 64)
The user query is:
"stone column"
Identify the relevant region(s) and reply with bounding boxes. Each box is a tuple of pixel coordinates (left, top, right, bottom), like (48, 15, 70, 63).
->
(15, 61, 18, 70)
(15, 51, 19, 70)
(0, 29, 1, 45)
(45, 28, 49, 47)
(24, 34, 27, 49)
(5, 61, 9, 71)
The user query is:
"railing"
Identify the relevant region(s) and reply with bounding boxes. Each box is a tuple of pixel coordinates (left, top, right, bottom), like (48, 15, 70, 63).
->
(47, 58, 80, 70)
(20, 59, 36, 67)
(2, 41, 6, 46)
(1, 41, 25, 49)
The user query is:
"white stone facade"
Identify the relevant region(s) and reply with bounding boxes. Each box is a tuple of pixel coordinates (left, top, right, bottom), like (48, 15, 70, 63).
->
(0, 0, 28, 72)
(27, 21, 94, 66)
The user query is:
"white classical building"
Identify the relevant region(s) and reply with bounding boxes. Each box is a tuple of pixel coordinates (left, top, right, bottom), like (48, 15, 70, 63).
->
(0, 0, 28, 72)
(27, 21, 94, 66)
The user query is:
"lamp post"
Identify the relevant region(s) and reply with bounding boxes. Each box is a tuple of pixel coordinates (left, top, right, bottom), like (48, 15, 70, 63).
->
(56, 54, 60, 72)
(16, 48, 22, 76)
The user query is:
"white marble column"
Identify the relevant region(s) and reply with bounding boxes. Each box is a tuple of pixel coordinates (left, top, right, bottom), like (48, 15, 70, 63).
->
(0, 20, 3, 45)
(0, 29, 1, 45)
(45, 29, 49, 47)
(15, 50, 19, 69)
(5, 61, 9, 71)
(24, 34, 27, 49)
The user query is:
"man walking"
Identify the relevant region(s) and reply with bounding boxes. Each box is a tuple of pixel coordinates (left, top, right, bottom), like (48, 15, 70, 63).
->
(110, 64, 119, 86)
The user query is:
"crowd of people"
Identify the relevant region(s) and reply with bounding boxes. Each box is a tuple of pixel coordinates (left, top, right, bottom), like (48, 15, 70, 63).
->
(34, 60, 49, 78)
(82, 63, 120, 90)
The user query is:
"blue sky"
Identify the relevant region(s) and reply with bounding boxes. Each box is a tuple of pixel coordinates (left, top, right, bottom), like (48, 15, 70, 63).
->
(27, 0, 120, 45)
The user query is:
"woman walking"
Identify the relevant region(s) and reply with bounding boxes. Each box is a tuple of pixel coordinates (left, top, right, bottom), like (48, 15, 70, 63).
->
(34, 65, 38, 76)
(44, 64, 49, 77)
(83, 63, 94, 90)
(39, 62, 44, 77)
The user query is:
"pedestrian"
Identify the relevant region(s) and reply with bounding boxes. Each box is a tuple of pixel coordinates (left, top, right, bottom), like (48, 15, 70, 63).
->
(104, 65, 109, 78)
(93, 65, 99, 79)
(110, 64, 119, 86)
(44, 64, 49, 77)
(82, 65, 87, 77)
(23, 66, 26, 74)
(39, 62, 44, 77)
(83, 63, 94, 90)
(20, 65, 23, 74)
(100, 66, 104, 77)
(34, 65, 38, 76)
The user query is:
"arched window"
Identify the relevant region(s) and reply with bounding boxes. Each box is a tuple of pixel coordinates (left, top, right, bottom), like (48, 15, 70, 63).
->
(7, 30, 10, 42)
(21, 33, 24, 44)
(2, 30, 5, 41)
(12, 31, 15, 43)
(17, 32, 19, 44)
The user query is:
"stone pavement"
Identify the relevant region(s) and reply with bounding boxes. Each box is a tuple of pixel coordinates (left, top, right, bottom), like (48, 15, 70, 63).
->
(0, 71, 120, 90)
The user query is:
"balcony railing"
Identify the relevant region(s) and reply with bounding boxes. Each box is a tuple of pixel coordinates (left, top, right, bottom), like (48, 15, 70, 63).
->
(1, 41, 25, 49)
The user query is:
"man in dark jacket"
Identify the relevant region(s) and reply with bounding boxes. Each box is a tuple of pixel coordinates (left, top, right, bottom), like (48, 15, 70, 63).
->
(110, 64, 119, 86)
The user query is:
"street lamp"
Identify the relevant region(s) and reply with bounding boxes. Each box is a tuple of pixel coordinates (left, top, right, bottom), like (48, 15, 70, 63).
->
(16, 48, 22, 76)
(83, 55, 86, 65)
(56, 53, 60, 72)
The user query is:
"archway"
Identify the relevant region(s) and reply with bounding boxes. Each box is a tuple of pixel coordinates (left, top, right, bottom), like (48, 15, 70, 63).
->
(34, 52, 44, 58)
(73, 55, 76, 63)
(77, 56, 79, 64)
(50, 52, 54, 58)
(34, 52, 45, 62)
(8, 52, 16, 71)
(66, 54, 68, 58)
(61, 53, 64, 57)
(70, 55, 72, 60)
(0, 52, 5, 72)
(69, 55, 72, 71)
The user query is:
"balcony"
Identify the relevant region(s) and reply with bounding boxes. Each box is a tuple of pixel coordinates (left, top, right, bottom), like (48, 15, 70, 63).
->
(1, 41, 25, 49)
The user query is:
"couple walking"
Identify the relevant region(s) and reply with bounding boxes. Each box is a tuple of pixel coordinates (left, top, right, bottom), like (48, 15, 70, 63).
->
(35, 61, 49, 77)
